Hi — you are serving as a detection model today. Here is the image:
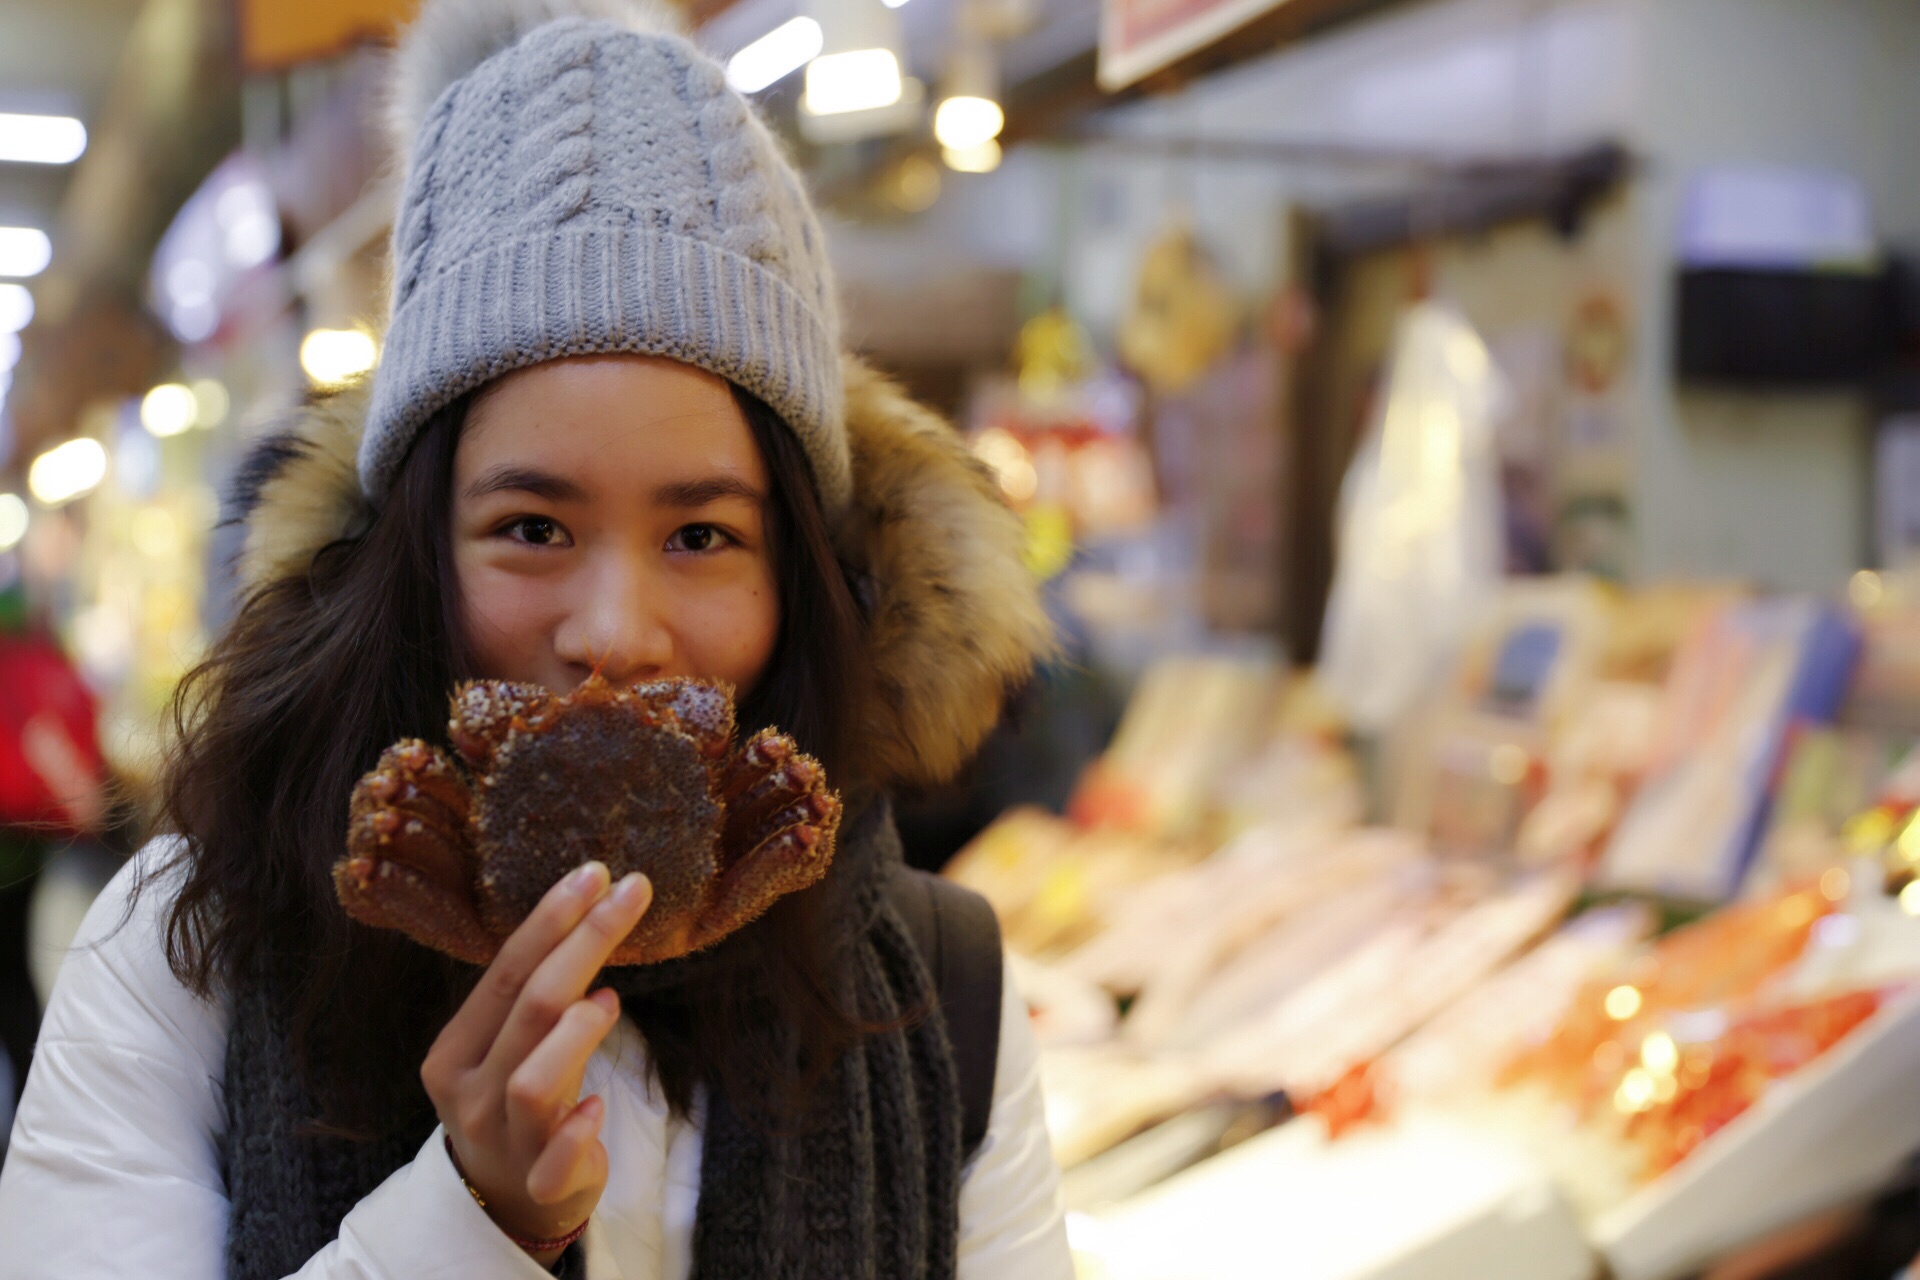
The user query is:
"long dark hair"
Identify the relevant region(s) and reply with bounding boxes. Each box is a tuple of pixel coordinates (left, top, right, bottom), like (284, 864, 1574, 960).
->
(153, 380, 871, 1135)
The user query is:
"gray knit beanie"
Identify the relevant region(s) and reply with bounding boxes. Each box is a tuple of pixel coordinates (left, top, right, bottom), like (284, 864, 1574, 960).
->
(363, 0, 848, 519)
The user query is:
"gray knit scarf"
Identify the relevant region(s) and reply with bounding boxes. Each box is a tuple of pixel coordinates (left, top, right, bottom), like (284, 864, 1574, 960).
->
(220, 798, 962, 1279)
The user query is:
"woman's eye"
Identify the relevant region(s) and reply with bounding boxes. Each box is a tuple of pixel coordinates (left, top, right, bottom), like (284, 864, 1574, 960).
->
(503, 516, 569, 547)
(669, 524, 725, 553)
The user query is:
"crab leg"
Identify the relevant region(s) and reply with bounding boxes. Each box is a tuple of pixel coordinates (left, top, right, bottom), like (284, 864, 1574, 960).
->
(717, 731, 827, 861)
(604, 733, 839, 966)
(684, 793, 841, 953)
(336, 740, 500, 965)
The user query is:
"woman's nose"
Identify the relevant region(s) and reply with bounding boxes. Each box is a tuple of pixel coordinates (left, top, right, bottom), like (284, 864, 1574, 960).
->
(557, 555, 673, 684)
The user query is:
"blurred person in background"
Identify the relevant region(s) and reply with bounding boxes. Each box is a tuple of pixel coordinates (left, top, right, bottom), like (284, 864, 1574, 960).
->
(0, 0, 1069, 1276)
(0, 596, 108, 1124)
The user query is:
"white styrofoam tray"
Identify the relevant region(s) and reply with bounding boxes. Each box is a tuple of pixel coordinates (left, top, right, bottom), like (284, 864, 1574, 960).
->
(1592, 982, 1920, 1280)
(1073, 1111, 1594, 1280)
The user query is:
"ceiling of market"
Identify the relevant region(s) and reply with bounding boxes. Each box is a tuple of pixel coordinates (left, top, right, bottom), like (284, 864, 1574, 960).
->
(0, 0, 1412, 477)
(0, 0, 143, 239)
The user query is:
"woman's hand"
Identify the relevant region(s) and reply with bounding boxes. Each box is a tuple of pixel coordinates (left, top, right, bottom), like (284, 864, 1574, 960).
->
(421, 861, 652, 1263)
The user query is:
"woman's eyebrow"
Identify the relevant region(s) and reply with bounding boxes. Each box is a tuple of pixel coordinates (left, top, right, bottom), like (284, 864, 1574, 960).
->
(464, 465, 589, 503)
(652, 475, 765, 508)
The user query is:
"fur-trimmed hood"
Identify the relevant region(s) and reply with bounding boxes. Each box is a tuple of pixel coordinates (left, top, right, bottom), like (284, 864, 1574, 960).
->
(231, 355, 1053, 789)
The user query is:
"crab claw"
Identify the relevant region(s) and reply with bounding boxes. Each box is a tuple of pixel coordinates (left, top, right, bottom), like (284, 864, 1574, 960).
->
(337, 740, 500, 965)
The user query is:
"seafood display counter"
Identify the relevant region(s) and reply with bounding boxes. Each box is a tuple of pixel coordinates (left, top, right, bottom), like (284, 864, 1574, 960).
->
(951, 579, 1920, 1279)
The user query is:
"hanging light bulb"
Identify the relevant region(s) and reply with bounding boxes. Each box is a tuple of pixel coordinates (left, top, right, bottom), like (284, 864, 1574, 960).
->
(942, 139, 1002, 173)
(934, 97, 1003, 150)
(934, 40, 1004, 151)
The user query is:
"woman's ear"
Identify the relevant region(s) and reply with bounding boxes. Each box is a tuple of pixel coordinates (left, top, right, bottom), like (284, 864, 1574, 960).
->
(835, 355, 1057, 788)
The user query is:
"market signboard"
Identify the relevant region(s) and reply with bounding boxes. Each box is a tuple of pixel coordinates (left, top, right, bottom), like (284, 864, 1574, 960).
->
(1098, 0, 1292, 89)
(240, 0, 421, 71)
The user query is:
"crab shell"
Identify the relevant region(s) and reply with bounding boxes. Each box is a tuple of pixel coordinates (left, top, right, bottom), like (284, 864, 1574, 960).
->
(335, 674, 842, 965)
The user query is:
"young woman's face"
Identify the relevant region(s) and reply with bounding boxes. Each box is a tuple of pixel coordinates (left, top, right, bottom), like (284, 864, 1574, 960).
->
(451, 355, 781, 696)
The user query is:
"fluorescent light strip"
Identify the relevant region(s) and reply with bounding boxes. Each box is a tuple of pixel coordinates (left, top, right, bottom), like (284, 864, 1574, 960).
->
(804, 49, 904, 116)
(726, 17, 824, 94)
(0, 228, 52, 278)
(0, 114, 87, 165)
(0, 283, 30, 333)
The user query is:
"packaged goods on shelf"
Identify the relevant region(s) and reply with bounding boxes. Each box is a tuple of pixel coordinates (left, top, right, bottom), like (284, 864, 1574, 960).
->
(1415, 579, 1610, 860)
(1317, 302, 1506, 735)
(1596, 597, 1861, 902)
(1067, 656, 1294, 838)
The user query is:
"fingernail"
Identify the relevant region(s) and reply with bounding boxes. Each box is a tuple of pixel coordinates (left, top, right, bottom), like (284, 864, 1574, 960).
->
(612, 872, 649, 909)
(568, 862, 609, 895)
(590, 987, 619, 1016)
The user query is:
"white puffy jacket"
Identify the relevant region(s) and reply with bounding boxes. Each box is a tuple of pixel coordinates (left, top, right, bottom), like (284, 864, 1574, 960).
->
(0, 851, 1073, 1279)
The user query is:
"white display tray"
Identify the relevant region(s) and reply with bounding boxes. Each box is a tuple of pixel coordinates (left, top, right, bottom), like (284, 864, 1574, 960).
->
(1592, 983, 1920, 1280)
(1074, 1111, 1593, 1280)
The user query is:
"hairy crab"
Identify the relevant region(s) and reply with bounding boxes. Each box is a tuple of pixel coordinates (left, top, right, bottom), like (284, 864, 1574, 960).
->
(333, 674, 841, 965)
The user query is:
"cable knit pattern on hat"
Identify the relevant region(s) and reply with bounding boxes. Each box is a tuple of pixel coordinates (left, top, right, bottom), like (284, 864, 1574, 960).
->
(364, 0, 848, 520)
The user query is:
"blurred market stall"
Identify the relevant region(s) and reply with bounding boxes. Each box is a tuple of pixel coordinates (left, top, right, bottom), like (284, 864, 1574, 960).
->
(3, 0, 1920, 1273)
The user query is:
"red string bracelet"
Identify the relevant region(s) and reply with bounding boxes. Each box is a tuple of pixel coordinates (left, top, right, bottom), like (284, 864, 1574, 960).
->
(444, 1132, 591, 1255)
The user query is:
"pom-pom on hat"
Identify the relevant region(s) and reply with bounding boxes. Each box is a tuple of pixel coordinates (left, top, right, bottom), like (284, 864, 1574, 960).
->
(363, 0, 848, 520)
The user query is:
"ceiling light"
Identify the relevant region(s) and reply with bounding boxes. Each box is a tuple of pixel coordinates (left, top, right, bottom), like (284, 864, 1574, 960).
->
(0, 493, 27, 551)
(0, 228, 51, 278)
(28, 438, 108, 506)
(803, 49, 904, 115)
(934, 96, 1004, 151)
(935, 40, 1003, 151)
(726, 17, 824, 94)
(300, 327, 379, 386)
(942, 139, 1002, 173)
(141, 383, 198, 438)
(0, 114, 87, 165)
(0, 284, 31, 333)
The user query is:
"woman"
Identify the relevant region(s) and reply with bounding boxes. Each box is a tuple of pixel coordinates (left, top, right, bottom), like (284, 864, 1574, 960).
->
(0, 1, 1067, 1275)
